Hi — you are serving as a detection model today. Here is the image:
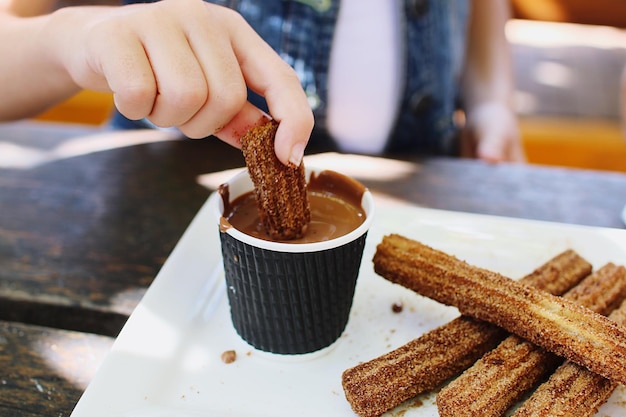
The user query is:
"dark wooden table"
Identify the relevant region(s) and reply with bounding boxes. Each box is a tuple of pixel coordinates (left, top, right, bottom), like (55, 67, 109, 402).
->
(1, 121, 626, 416)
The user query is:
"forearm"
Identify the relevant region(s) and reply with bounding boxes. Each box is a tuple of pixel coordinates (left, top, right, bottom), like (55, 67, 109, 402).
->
(462, 0, 514, 112)
(0, 11, 83, 120)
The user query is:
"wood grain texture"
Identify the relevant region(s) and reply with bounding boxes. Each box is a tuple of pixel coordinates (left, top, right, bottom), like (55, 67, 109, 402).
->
(0, 320, 113, 417)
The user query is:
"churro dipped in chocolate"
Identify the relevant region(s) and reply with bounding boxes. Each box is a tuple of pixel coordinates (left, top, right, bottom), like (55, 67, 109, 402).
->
(373, 234, 626, 385)
(436, 263, 626, 417)
(512, 298, 626, 417)
(240, 119, 310, 240)
(342, 249, 592, 417)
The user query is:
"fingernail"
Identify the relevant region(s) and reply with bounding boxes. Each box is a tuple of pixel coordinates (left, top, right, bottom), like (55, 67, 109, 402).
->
(289, 142, 305, 166)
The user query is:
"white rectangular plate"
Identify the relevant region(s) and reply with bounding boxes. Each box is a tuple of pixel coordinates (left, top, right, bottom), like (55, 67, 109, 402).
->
(71, 199, 626, 417)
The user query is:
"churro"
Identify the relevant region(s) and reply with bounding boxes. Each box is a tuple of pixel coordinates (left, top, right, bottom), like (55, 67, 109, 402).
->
(436, 263, 626, 417)
(512, 298, 626, 417)
(373, 234, 626, 385)
(341, 249, 591, 417)
(240, 119, 310, 240)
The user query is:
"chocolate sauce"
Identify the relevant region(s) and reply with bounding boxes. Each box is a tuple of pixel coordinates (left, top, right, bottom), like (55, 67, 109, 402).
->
(219, 170, 366, 243)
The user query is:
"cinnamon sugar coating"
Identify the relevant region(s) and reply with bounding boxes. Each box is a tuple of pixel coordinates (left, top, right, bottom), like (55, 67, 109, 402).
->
(512, 298, 626, 417)
(240, 120, 310, 240)
(342, 249, 591, 417)
(373, 234, 626, 387)
(436, 263, 626, 417)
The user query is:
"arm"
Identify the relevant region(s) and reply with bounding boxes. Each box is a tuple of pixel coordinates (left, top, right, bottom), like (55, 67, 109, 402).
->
(0, 0, 312, 166)
(460, 0, 525, 162)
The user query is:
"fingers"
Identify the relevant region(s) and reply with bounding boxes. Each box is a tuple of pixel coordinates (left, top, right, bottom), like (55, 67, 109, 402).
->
(225, 7, 314, 166)
(169, 3, 251, 138)
(184, 4, 312, 165)
(84, 19, 157, 120)
(83, 1, 312, 166)
(463, 102, 526, 163)
(507, 139, 527, 163)
(476, 131, 525, 163)
(212, 101, 270, 149)
(135, 16, 209, 128)
(89, 1, 242, 131)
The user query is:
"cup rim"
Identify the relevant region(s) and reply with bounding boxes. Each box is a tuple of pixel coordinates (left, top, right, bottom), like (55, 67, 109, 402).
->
(208, 167, 375, 253)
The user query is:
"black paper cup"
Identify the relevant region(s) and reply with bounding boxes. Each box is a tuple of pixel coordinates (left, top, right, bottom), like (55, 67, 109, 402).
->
(208, 168, 374, 355)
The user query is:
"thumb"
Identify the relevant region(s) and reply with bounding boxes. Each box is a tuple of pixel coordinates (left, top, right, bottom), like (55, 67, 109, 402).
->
(212, 100, 269, 148)
(213, 101, 309, 167)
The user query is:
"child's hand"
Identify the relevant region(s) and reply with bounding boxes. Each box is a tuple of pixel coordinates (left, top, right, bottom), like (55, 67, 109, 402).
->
(460, 101, 525, 163)
(50, 0, 312, 165)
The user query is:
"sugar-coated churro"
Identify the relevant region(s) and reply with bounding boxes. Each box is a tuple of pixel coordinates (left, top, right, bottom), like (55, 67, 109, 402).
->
(240, 119, 310, 240)
(341, 249, 592, 417)
(343, 316, 506, 417)
(436, 263, 626, 417)
(373, 234, 626, 385)
(512, 298, 626, 417)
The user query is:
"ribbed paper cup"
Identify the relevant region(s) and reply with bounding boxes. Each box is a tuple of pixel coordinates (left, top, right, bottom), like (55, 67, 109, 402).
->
(208, 168, 374, 355)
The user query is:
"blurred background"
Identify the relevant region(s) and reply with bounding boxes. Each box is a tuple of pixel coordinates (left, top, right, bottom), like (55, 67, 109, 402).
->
(33, 0, 626, 172)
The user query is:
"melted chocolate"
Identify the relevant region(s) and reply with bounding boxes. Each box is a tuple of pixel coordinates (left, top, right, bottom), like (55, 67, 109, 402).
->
(219, 170, 366, 243)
